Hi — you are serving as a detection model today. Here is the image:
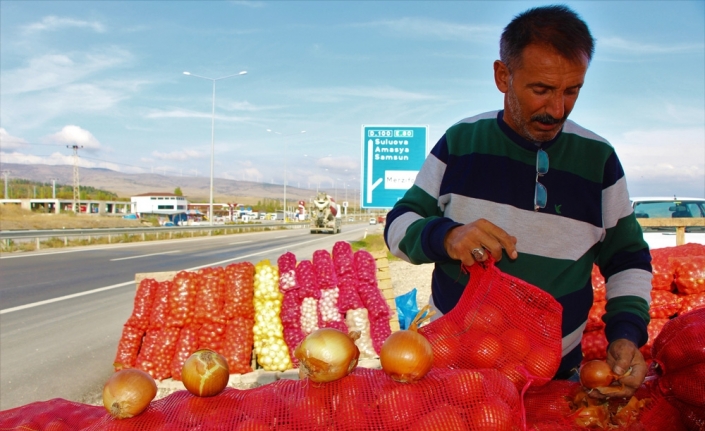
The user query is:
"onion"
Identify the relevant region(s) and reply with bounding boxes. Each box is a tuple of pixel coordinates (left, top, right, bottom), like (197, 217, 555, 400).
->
(380, 305, 434, 383)
(380, 330, 434, 383)
(579, 360, 630, 394)
(182, 349, 230, 397)
(294, 328, 360, 383)
(102, 368, 157, 419)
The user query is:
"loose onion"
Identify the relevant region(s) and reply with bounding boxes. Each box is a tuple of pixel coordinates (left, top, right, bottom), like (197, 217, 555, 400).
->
(294, 328, 360, 383)
(579, 360, 629, 394)
(380, 305, 435, 383)
(380, 329, 434, 383)
(102, 368, 157, 419)
(182, 349, 230, 397)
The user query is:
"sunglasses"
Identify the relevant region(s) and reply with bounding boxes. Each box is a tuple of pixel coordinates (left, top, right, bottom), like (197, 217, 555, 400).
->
(534, 148, 549, 211)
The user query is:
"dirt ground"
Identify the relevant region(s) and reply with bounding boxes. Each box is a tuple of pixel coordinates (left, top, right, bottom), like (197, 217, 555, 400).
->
(0, 205, 143, 230)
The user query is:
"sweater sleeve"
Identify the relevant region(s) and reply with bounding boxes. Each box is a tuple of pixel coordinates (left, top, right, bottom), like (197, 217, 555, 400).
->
(595, 151, 652, 347)
(384, 134, 462, 264)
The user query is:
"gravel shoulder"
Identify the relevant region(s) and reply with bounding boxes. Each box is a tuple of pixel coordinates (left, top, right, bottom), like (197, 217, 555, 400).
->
(389, 258, 434, 308)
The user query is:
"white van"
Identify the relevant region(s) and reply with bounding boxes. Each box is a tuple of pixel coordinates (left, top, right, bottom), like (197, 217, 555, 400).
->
(369, 217, 377, 225)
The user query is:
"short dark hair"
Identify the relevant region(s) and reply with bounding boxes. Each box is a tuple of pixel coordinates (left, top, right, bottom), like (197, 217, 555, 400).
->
(500, 5, 595, 70)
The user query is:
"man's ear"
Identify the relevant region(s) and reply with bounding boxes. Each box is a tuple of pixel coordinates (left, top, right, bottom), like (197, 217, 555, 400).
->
(494, 60, 510, 94)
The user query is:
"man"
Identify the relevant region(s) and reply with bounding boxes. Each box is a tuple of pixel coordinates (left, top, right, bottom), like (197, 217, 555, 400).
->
(384, 5, 651, 398)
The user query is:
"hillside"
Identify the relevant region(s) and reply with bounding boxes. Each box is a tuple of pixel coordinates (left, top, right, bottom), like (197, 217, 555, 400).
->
(0, 163, 335, 205)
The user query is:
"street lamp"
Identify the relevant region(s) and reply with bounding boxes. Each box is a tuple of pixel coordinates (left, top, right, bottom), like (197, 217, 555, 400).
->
(183, 70, 247, 225)
(266, 129, 306, 222)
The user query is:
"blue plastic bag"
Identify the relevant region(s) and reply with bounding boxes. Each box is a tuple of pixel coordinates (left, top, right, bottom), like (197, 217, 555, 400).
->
(395, 288, 419, 330)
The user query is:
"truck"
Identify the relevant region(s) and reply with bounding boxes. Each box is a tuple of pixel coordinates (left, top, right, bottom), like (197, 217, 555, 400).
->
(309, 192, 342, 234)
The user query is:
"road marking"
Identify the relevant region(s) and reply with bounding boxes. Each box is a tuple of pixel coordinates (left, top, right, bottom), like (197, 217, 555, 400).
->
(0, 233, 345, 314)
(229, 241, 253, 245)
(0, 281, 135, 315)
(110, 250, 181, 261)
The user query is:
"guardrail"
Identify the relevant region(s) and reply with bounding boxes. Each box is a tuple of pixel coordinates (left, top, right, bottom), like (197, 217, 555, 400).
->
(637, 218, 705, 245)
(0, 222, 309, 250)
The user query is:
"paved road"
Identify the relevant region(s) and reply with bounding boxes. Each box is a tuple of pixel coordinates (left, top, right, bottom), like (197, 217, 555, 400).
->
(0, 223, 380, 410)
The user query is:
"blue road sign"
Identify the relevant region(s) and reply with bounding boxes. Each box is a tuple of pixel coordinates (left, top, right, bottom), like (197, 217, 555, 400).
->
(361, 125, 429, 209)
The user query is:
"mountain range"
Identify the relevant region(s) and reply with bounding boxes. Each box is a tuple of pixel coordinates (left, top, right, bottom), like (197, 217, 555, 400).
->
(0, 163, 355, 205)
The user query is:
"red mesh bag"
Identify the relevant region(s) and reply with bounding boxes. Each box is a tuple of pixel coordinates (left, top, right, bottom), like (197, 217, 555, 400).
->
(419, 259, 563, 392)
(149, 327, 181, 380)
(581, 329, 608, 361)
(125, 278, 157, 330)
(170, 324, 200, 381)
(679, 291, 705, 315)
(672, 255, 705, 295)
(591, 265, 606, 302)
(167, 271, 197, 327)
(147, 280, 172, 329)
(278, 252, 307, 365)
(650, 249, 676, 291)
(586, 300, 606, 331)
(223, 262, 255, 320)
(649, 290, 682, 319)
(313, 249, 338, 290)
(222, 317, 254, 374)
(197, 321, 226, 353)
(651, 308, 705, 428)
(194, 267, 225, 325)
(0, 368, 524, 430)
(354, 250, 392, 353)
(134, 329, 160, 377)
(113, 324, 145, 370)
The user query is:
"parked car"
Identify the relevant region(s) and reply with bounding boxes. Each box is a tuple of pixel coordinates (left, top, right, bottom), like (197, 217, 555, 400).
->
(630, 196, 705, 249)
(369, 217, 377, 225)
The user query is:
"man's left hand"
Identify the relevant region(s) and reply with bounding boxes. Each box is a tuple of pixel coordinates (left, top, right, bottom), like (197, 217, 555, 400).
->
(589, 339, 647, 399)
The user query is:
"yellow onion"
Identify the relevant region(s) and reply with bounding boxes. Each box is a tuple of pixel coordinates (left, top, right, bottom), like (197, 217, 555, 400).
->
(103, 368, 157, 419)
(380, 304, 434, 383)
(579, 359, 630, 394)
(295, 328, 360, 383)
(380, 329, 434, 383)
(182, 349, 230, 397)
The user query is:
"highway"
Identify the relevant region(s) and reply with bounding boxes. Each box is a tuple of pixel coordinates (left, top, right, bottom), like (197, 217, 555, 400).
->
(0, 223, 379, 411)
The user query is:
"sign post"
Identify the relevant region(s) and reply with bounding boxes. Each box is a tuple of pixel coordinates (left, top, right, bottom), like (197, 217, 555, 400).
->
(361, 125, 429, 209)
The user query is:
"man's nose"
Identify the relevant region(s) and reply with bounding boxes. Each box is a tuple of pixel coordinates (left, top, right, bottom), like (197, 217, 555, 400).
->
(545, 93, 565, 120)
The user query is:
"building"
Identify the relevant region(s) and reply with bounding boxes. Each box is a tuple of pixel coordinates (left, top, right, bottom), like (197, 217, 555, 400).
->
(131, 192, 189, 221)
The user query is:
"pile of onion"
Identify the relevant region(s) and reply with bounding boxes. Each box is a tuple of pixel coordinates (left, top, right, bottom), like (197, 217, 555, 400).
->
(103, 368, 157, 419)
(182, 349, 230, 397)
(579, 360, 630, 395)
(380, 305, 434, 383)
(294, 328, 360, 383)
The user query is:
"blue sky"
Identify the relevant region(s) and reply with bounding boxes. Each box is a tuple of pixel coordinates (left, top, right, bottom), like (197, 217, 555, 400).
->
(1, 1, 703, 199)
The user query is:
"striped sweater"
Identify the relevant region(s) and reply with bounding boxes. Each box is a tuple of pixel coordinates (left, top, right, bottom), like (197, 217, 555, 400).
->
(384, 110, 652, 375)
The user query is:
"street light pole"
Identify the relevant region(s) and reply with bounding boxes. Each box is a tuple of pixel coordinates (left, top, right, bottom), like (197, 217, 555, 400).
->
(266, 129, 306, 223)
(183, 70, 247, 225)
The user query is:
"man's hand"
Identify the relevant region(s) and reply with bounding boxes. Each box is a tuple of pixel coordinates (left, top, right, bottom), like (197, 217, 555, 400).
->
(443, 219, 518, 266)
(589, 339, 647, 399)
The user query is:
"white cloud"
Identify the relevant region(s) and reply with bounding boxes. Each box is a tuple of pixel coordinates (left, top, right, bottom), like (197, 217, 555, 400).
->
(293, 86, 438, 103)
(0, 129, 28, 150)
(0, 49, 132, 95)
(47, 125, 102, 151)
(152, 149, 207, 161)
(353, 17, 499, 42)
(599, 37, 704, 55)
(316, 156, 358, 171)
(615, 128, 705, 197)
(0, 151, 144, 173)
(229, 1, 266, 8)
(23, 16, 106, 34)
(145, 109, 251, 122)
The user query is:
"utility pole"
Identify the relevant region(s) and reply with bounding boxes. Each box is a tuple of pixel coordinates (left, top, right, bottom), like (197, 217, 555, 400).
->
(2, 171, 9, 199)
(50, 178, 58, 199)
(67, 145, 83, 213)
